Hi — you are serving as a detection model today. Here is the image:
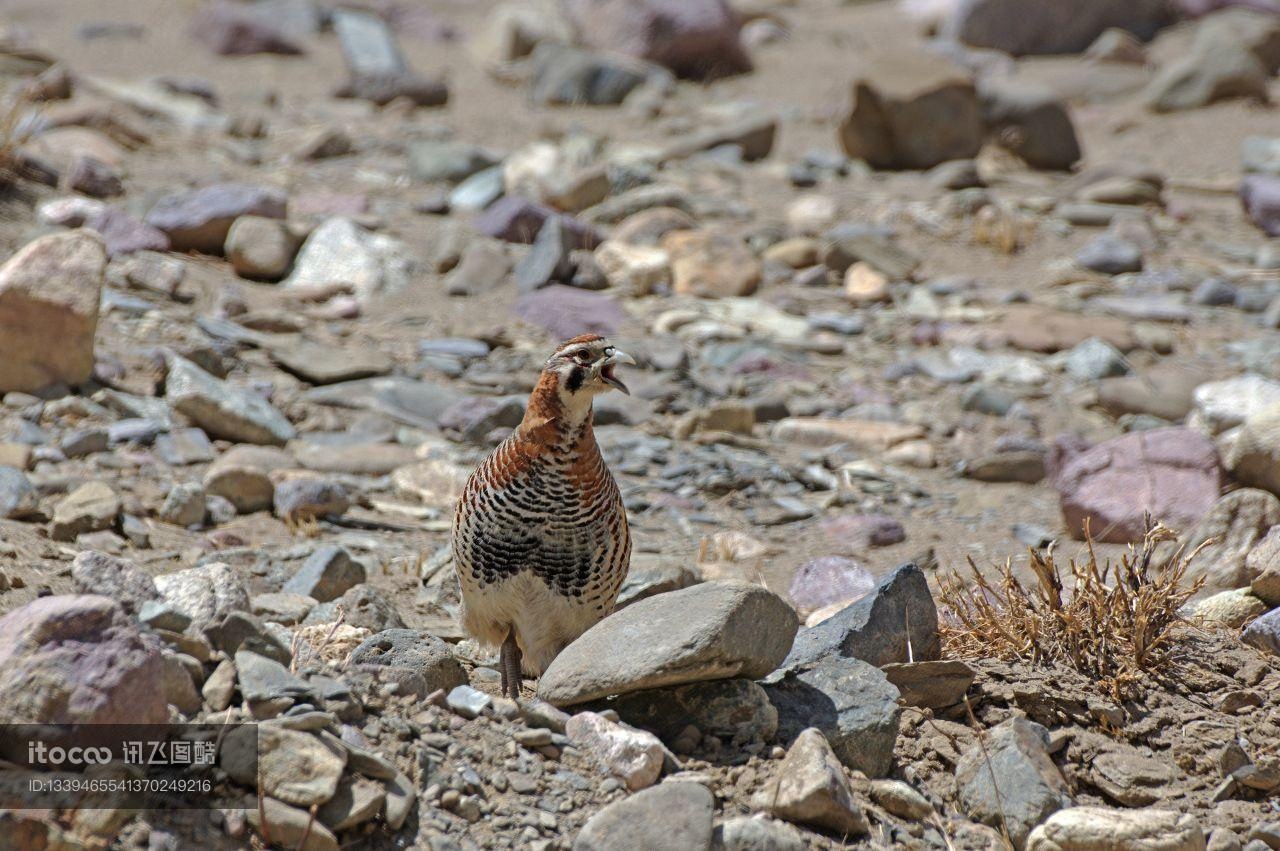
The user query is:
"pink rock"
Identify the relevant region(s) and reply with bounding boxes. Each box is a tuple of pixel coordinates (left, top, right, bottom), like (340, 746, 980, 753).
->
(0, 595, 167, 725)
(1055, 427, 1222, 544)
(788, 556, 877, 613)
(566, 0, 751, 79)
(565, 711, 665, 790)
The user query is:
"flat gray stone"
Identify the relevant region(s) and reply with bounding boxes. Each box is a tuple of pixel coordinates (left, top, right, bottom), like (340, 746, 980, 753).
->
(538, 581, 798, 706)
(165, 354, 296, 445)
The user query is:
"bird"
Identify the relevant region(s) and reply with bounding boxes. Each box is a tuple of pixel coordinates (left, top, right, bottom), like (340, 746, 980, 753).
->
(452, 334, 635, 700)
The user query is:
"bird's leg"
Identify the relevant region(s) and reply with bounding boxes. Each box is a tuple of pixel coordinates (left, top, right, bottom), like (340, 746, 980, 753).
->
(500, 629, 523, 701)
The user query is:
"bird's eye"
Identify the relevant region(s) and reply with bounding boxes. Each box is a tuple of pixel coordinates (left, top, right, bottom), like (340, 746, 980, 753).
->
(574, 350, 592, 363)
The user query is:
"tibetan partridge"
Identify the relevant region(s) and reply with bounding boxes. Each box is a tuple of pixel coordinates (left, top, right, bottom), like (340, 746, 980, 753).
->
(452, 335, 634, 699)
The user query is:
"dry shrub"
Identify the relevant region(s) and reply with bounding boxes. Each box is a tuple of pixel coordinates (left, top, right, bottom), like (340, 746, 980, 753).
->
(938, 519, 1207, 700)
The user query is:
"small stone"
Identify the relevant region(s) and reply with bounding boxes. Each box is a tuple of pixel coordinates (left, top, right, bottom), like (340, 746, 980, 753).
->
(257, 725, 347, 807)
(1026, 806, 1206, 851)
(956, 717, 1073, 849)
(611, 678, 778, 744)
(843, 262, 889, 304)
(159, 482, 206, 527)
(446, 684, 492, 719)
(50, 481, 120, 542)
(565, 711, 666, 790)
(574, 782, 714, 851)
(154, 562, 251, 631)
(594, 241, 671, 295)
(1077, 233, 1143, 274)
(347, 628, 467, 693)
(0, 466, 38, 519)
(316, 776, 385, 832)
(1064, 337, 1128, 380)
(870, 779, 933, 820)
(225, 215, 302, 281)
(273, 477, 350, 522)
(753, 727, 869, 837)
(408, 140, 497, 184)
(245, 796, 339, 851)
(203, 445, 293, 513)
(283, 546, 365, 602)
(165, 355, 296, 445)
(66, 155, 123, 197)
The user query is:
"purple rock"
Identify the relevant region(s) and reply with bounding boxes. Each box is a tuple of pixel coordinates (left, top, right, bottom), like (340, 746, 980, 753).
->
(474, 196, 601, 250)
(0, 595, 167, 725)
(514, 285, 628, 340)
(821, 514, 907, 553)
(190, 0, 305, 56)
(565, 0, 751, 79)
(83, 206, 170, 257)
(1241, 174, 1280, 237)
(788, 556, 877, 613)
(146, 182, 287, 254)
(1055, 427, 1222, 544)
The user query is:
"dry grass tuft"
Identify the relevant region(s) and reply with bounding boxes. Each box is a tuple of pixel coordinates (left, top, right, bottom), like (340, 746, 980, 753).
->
(0, 89, 35, 187)
(938, 518, 1208, 700)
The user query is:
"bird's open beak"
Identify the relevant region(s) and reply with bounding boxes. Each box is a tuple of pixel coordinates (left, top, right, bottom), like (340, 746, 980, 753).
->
(598, 349, 635, 395)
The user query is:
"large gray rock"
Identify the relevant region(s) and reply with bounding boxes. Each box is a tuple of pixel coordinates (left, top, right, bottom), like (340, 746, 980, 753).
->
(838, 49, 984, 170)
(538, 581, 798, 706)
(956, 718, 1073, 849)
(529, 43, 663, 106)
(165, 354, 296, 445)
(0, 230, 107, 394)
(574, 781, 715, 851)
(941, 0, 1174, 56)
(753, 728, 870, 837)
(765, 656, 901, 777)
(782, 562, 939, 671)
(716, 817, 807, 851)
(0, 595, 167, 725)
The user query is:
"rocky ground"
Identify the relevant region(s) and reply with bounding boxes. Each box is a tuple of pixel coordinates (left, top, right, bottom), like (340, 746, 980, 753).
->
(0, 0, 1279, 849)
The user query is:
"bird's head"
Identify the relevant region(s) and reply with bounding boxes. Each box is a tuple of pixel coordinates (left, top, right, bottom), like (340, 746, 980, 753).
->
(543, 334, 636, 400)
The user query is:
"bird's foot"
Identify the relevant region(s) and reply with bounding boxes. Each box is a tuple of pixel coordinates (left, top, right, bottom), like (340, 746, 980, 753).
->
(500, 631, 523, 702)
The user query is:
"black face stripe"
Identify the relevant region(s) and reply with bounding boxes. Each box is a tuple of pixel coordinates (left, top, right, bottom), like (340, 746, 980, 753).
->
(566, 366, 585, 393)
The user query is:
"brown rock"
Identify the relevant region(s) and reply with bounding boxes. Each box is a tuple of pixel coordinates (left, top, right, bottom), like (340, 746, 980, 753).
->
(998, 305, 1138, 353)
(0, 231, 107, 394)
(838, 50, 984, 170)
(663, 229, 761, 297)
